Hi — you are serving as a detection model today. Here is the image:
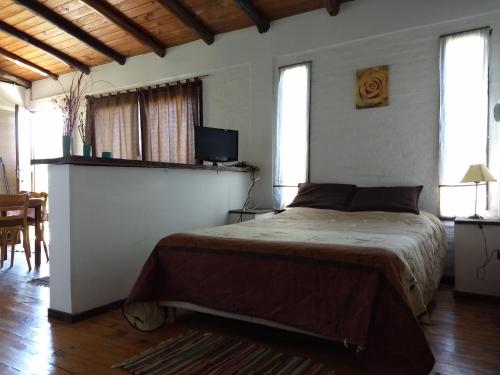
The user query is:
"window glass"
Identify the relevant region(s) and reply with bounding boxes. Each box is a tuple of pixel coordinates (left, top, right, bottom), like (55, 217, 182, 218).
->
(31, 107, 63, 193)
(439, 29, 490, 217)
(273, 63, 311, 209)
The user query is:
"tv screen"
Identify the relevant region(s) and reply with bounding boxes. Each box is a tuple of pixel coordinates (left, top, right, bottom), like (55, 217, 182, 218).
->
(195, 126, 238, 163)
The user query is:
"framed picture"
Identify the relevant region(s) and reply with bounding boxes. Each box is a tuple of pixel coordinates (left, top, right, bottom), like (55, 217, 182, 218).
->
(356, 65, 389, 109)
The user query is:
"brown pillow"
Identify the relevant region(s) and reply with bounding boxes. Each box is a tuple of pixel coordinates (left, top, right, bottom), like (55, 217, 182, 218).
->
(287, 183, 357, 210)
(349, 186, 423, 214)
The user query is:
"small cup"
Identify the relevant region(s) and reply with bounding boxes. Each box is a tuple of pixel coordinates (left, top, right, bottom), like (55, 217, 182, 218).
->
(101, 151, 112, 159)
(83, 144, 92, 157)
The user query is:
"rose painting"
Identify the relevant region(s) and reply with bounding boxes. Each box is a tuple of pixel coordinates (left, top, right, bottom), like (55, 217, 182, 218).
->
(356, 65, 389, 109)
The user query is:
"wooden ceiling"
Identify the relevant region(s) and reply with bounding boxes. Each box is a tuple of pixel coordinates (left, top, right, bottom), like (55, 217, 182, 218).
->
(0, 0, 352, 88)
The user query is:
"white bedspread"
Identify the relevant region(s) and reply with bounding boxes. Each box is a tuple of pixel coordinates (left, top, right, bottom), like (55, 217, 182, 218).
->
(186, 207, 447, 316)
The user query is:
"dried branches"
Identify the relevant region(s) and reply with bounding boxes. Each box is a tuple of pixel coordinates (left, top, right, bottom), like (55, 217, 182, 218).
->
(54, 72, 93, 137)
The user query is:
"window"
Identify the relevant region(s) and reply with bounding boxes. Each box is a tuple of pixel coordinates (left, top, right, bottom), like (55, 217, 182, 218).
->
(273, 62, 311, 209)
(31, 107, 64, 193)
(139, 81, 202, 164)
(87, 80, 202, 162)
(17, 107, 33, 192)
(439, 28, 490, 217)
(89, 92, 141, 160)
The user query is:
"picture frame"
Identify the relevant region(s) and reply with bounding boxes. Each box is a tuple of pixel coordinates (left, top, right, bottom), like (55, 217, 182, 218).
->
(356, 65, 389, 109)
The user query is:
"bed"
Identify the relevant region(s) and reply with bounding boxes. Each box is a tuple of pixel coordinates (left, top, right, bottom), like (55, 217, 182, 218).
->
(124, 207, 446, 375)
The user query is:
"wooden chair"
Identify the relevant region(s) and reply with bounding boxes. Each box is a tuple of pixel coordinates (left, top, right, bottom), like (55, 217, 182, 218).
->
(0, 194, 31, 270)
(28, 192, 49, 262)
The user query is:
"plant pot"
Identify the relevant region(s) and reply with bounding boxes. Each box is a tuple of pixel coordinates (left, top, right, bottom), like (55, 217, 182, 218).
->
(62, 135, 72, 156)
(83, 144, 92, 157)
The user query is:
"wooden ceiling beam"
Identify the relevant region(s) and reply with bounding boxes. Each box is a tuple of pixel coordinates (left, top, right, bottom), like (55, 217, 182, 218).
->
(157, 0, 214, 45)
(232, 0, 270, 34)
(13, 0, 126, 65)
(324, 0, 354, 16)
(0, 20, 90, 74)
(0, 69, 31, 89)
(80, 0, 167, 57)
(0, 47, 58, 80)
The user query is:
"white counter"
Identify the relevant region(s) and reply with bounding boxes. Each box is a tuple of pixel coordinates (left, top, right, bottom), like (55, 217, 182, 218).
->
(47, 163, 249, 316)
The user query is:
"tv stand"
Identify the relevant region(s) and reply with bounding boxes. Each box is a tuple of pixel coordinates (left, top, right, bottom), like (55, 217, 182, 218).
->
(207, 161, 226, 166)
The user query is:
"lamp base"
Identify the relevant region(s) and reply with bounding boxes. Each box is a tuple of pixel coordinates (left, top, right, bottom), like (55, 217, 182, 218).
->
(467, 214, 483, 219)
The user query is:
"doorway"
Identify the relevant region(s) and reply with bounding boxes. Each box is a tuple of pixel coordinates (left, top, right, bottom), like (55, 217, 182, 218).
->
(14, 105, 64, 193)
(0, 108, 16, 194)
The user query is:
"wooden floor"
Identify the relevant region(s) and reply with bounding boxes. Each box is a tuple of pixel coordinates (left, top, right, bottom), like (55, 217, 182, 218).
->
(0, 257, 498, 375)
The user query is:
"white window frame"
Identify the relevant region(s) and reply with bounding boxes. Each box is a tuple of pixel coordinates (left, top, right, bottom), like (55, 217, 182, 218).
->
(438, 27, 491, 218)
(273, 62, 311, 209)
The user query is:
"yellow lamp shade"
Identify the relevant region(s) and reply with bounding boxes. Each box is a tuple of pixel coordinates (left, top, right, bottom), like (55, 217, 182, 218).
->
(461, 164, 496, 183)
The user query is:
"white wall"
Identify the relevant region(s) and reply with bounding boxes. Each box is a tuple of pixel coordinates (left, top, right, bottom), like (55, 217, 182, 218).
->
(32, 0, 500, 213)
(0, 82, 26, 111)
(203, 64, 252, 163)
(49, 164, 249, 314)
(276, 13, 500, 213)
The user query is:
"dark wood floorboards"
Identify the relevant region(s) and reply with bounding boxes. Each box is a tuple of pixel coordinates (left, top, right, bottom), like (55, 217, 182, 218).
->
(0, 257, 498, 374)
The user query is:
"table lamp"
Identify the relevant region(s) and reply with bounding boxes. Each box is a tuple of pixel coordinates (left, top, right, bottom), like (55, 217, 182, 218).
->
(461, 164, 496, 219)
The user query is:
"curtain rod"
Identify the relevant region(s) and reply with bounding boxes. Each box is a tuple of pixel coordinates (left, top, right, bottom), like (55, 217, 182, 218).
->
(440, 26, 491, 39)
(87, 74, 209, 99)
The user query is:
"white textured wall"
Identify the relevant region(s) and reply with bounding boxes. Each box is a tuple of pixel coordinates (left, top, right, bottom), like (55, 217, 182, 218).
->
(281, 14, 500, 214)
(203, 64, 252, 163)
(31, 1, 500, 213)
(49, 164, 249, 314)
(276, 25, 444, 211)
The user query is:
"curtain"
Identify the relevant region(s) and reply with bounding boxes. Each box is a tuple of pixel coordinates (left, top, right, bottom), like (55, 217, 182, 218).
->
(139, 80, 202, 164)
(439, 28, 490, 217)
(89, 92, 140, 160)
(273, 63, 311, 209)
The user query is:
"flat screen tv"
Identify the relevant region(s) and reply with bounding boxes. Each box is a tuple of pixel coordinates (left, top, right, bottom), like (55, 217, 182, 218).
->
(195, 126, 238, 164)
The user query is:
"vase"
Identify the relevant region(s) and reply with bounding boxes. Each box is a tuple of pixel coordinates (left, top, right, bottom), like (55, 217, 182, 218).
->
(83, 144, 92, 157)
(62, 135, 72, 156)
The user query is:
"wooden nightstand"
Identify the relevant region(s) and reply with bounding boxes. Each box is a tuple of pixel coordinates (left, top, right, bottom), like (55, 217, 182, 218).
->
(227, 209, 275, 224)
(454, 218, 500, 299)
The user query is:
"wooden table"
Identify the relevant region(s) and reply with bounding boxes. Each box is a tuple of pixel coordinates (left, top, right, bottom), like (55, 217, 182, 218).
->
(0, 197, 43, 268)
(29, 198, 43, 267)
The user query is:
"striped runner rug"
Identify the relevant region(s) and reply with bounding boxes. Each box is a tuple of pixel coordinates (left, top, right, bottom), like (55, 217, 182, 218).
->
(113, 330, 335, 374)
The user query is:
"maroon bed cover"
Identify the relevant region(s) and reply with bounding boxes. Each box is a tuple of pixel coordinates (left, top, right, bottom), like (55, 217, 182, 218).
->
(125, 233, 435, 375)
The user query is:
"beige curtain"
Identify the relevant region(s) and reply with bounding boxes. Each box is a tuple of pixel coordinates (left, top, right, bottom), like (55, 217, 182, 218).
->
(139, 80, 202, 163)
(89, 92, 140, 160)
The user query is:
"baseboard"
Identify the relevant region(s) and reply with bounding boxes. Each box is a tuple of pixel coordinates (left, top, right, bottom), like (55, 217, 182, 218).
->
(453, 290, 500, 303)
(48, 299, 125, 323)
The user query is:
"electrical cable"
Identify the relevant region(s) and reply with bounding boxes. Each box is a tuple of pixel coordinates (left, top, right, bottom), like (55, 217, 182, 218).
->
(222, 161, 250, 168)
(246, 199, 263, 211)
(476, 225, 498, 280)
(238, 171, 260, 223)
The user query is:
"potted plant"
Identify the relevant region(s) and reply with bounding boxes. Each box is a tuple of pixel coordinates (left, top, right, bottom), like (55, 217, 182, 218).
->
(55, 72, 92, 157)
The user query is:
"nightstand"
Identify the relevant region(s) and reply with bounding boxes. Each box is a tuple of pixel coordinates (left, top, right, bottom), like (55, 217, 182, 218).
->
(227, 209, 275, 224)
(454, 218, 500, 298)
